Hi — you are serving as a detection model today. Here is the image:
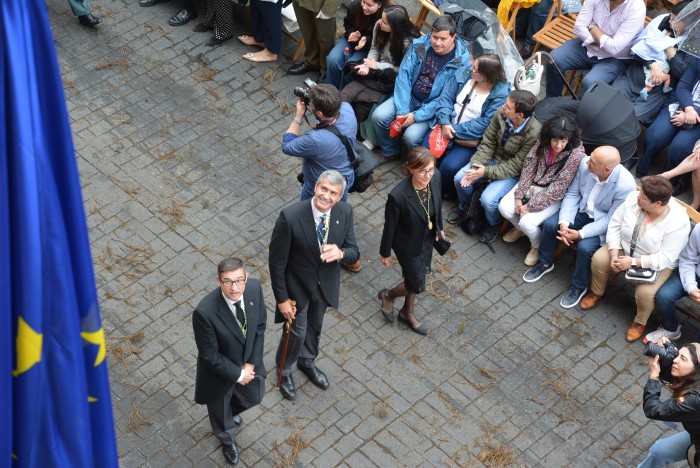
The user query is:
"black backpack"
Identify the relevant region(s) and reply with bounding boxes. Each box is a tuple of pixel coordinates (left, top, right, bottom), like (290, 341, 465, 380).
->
(459, 179, 489, 235)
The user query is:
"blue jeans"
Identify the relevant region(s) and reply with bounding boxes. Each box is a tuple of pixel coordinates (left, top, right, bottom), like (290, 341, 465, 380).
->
(371, 97, 431, 156)
(638, 431, 691, 468)
(546, 38, 630, 97)
(638, 104, 700, 177)
(539, 210, 601, 290)
(454, 162, 518, 225)
(656, 270, 698, 331)
(325, 38, 367, 90)
(421, 132, 477, 197)
(300, 172, 353, 202)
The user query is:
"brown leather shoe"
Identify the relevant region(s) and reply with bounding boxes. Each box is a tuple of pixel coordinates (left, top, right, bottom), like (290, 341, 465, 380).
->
(626, 322, 646, 342)
(580, 292, 603, 310)
(342, 260, 361, 273)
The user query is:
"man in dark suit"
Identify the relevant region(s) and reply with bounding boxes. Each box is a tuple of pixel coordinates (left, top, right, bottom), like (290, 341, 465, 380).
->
(192, 258, 267, 466)
(269, 170, 360, 401)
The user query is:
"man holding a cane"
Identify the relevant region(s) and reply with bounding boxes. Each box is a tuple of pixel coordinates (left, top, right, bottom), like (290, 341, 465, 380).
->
(269, 170, 360, 401)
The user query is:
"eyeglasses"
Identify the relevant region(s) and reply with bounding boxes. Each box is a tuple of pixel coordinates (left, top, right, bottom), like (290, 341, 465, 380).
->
(417, 168, 435, 176)
(221, 278, 246, 287)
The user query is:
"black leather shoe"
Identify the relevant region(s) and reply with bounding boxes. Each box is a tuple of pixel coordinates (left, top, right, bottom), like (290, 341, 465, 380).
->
(318, 72, 327, 82)
(168, 8, 198, 26)
(139, 0, 167, 6)
(298, 364, 330, 389)
(193, 22, 212, 32)
(222, 443, 239, 465)
(78, 13, 102, 27)
(233, 414, 242, 426)
(288, 62, 319, 75)
(279, 375, 296, 400)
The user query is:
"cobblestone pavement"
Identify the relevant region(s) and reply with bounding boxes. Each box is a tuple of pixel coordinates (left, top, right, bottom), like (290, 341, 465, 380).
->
(48, 0, 697, 465)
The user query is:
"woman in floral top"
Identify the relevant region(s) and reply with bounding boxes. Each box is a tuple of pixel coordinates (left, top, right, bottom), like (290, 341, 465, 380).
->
(498, 116, 585, 266)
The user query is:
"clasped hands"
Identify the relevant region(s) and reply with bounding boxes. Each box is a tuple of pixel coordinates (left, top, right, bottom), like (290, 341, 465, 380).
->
(610, 253, 634, 273)
(458, 163, 486, 188)
(556, 223, 579, 246)
(239, 363, 256, 385)
(671, 107, 700, 127)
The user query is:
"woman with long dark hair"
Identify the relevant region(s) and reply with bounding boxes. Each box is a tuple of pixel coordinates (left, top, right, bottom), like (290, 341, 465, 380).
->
(424, 54, 510, 198)
(498, 115, 585, 266)
(638, 338, 700, 467)
(378, 147, 443, 336)
(340, 5, 419, 122)
(325, 0, 387, 89)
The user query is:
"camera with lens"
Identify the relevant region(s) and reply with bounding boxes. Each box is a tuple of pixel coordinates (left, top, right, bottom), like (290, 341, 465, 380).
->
(644, 340, 679, 382)
(293, 87, 310, 106)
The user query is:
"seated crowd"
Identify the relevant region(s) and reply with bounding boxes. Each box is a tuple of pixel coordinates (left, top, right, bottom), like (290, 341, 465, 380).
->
(274, 0, 700, 347)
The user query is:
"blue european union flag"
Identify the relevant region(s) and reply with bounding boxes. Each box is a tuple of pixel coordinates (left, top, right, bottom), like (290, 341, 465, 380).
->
(1, 0, 119, 466)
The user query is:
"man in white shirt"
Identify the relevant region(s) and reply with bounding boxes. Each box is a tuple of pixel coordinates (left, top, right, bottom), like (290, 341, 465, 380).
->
(523, 146, 637, 308)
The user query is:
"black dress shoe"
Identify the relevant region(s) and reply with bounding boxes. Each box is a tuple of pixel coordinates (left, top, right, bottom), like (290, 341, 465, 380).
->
(139, 0, 168, 6)
(222, 443, 239, 465)
(519, 43, 534, 59)
(288, 62, 319, 75)
(233, 414, 242, 426)
(207, 35, 230, 47)
(279, 375, 296, 400)
(78, 13, 102, 27)
(298, 364, 329, 389)
(318, 72, 327, 82)
(168, 8, 198, 26)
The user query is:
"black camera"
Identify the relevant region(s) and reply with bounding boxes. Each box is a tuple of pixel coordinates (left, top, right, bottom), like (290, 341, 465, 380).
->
(293, 86, 310, 105)
(644, 341, 679, 382)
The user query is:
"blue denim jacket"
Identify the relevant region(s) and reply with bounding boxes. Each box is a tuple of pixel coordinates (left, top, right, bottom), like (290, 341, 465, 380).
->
(432, 69, 510, 140)
(393, 33, 470, 123)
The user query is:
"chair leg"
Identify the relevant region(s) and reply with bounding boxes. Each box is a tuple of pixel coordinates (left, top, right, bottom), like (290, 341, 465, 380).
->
(554, 242, 565, 259)
(293, 37, 304, 62)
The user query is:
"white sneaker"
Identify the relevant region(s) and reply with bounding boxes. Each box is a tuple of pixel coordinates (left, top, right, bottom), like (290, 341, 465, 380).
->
(503, 227, 526, 243)
(362, 139, 376, 150)
(524, 247, 539, 266)
(644, 326, 681, 344)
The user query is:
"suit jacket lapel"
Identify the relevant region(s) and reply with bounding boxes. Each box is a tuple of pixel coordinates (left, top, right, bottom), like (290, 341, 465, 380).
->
(406, 178, 428, 225)
(217, 292, 245, 345)
(299, 203, 321, 256)
(242, 292, 258, 358)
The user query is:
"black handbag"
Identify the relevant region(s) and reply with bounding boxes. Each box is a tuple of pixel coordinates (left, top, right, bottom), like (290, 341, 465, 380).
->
(433, 235, 451, 256)
(624, 211, 660, 285)
(325, 126, 378, 193)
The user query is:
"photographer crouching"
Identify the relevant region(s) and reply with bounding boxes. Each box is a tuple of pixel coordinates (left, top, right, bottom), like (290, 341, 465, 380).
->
(639, 338, 700, 467)
(282, 83, 357, 202)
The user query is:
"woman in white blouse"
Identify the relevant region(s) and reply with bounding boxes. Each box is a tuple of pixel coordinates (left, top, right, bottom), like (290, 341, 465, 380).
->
(580, 176, 691, 342)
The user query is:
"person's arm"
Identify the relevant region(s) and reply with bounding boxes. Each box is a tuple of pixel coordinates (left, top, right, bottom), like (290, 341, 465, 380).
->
(513, 143, 540, 201)
(393, 46, 417, 115)
(676, 59, 700, 116)
(366, 21, 381, 62)
(339, 206, 360, 265)
(603, 193, 631, 250)
(434, 72, 464, 126)
(640, 211, 691, 270)
(580, 179, 636, 240)
(596, 5, 646, 56)
(318, 0, 342, 20)
(643, 379, 700, 422)
(669, 50, 693, 79)
(679, 225, 700, 293)
(342, 0, 359, 39)
(470, 111, 502, 167)
(558, 159, 586, 226)
(453, 83, 510, 141)
(269, 211, 292, 304)
(573, 0, 594, 42)
(379, 193, 400, 259)
(249, 283, 267, 372)
(192, 309, 242, 383)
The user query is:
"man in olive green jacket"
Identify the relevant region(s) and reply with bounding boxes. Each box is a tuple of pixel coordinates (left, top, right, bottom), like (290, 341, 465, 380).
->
(287, 0, 341, 80)
(450, 89, 541, 244)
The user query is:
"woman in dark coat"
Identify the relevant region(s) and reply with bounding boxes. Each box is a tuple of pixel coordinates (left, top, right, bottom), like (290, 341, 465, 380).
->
(378, 147, 443, 335)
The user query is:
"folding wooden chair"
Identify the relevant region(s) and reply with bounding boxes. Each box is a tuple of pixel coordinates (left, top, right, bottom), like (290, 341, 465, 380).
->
(412, 0, 441, 34)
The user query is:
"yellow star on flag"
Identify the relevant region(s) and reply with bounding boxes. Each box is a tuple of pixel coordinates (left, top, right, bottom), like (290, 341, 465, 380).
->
(81, 328, 106, 367)
(13, 316, 43, 377)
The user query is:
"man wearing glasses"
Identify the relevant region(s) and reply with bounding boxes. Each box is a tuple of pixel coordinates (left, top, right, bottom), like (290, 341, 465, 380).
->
(269, 170, 360, 401)
(192, 258, 267, 465)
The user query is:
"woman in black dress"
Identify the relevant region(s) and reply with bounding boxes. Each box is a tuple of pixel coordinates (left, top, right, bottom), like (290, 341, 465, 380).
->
(378, 147, 443, 335)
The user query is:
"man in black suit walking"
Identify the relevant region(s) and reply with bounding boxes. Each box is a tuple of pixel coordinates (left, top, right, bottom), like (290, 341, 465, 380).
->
(269, 170, 360, 401)
(192, 258, 267, 465)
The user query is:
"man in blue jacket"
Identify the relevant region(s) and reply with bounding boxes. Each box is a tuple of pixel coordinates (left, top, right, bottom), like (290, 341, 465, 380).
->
(371, 16, 470, 162)
(522, 146, 637, 309)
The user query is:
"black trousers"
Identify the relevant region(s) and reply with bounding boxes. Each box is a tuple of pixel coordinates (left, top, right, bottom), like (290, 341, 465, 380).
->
(205, 375, 265, 445)
(251, 0, 282, 54)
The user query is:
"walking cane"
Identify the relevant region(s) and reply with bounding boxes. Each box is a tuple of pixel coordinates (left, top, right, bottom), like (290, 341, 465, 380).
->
(276, 300, 296, 389)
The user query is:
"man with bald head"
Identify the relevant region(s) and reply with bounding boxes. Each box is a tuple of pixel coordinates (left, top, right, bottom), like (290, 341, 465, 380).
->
(523, 146, 637, 308)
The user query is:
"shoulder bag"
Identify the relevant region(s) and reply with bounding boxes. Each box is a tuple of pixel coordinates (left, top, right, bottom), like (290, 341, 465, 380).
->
(325, 125, 378, 193)
(625, 210, 660, 285)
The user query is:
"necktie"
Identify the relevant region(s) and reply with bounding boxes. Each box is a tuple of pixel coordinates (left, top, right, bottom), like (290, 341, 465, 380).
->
(234, 301, 246, 332)
(317, 214, 328, 246)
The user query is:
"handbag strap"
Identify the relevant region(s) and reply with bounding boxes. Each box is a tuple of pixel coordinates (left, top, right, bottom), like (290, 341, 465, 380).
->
(629, 210, 645, 258)
(324, 125, 359, 169)
(455, 82, 478, 124)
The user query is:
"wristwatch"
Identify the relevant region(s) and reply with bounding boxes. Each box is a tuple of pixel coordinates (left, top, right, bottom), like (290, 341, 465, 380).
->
(588, 22, 597, 31)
